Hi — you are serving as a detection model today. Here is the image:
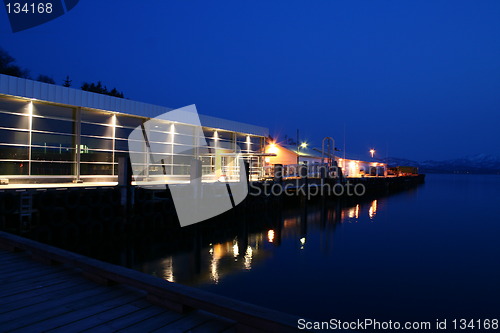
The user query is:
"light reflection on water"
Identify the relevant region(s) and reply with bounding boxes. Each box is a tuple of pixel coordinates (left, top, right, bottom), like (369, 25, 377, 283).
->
(133, 175, 500, 322)
(137, 197, 383, 287)
(369, 199, 377, 219)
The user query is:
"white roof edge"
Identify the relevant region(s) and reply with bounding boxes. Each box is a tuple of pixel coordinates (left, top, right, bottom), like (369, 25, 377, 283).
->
(0, 74, 269, 137)
(199, 114, 268, 137)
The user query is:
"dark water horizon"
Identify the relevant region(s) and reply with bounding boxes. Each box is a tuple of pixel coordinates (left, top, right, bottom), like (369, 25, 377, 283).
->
(128, 173, 500, 324)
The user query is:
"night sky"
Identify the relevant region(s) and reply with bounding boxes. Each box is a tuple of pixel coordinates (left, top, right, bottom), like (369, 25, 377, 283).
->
(1, 0, 499, 161)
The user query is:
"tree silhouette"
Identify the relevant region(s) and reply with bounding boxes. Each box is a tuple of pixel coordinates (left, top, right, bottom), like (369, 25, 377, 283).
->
(109, 88, 124, 98)
(36, 74, 55, 84)
(63, 75, 72, 87)
(81, 80, 124, 98)
(0, 48, 30, 78)
(0, 47, 126, 98)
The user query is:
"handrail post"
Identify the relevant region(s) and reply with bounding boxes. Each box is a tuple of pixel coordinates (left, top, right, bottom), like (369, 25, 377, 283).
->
(273, 164, 283, 184)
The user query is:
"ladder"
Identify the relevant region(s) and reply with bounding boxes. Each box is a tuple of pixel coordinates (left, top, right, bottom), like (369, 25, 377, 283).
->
(19, 192, 34, 233)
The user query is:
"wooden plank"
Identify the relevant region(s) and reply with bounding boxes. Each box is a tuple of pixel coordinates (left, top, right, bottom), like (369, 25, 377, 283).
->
(0, 251, 18, 259)
(0, 254, 48, 268)
(118, 310, 184, 332)
(45, 298, 152, 333)
(0, 279, 89, 306)
(0, 270, 82, 298)
(0, 261, 52, 276)
(0, 258, 41, 271)
(75, 261, 300, 333)
(0, 282, 99, 314)
(236, 323, 275, 333)
(0, 286, 106, 316)
(189, 319, 235, 333)
(0, 253, 64, 269)
(0, 251, 30, 262)
(221, 325, 238, 333)
(0, 252, 243, 333)
(188, 317, 237, 333)
(0, 287, 123, 330)
(0, 251, 59, 266)
(150, 311, 213, 332)
(0, 269, 72, 286)
(81, 305, 165, 333)
(12, 293, 147, 333)
(0, 263, 69, 282)
(0, 250, 54, 264)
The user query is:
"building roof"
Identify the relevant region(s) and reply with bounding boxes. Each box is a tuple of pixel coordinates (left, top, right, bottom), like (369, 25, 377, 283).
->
(0, 74, 269, 137)
(337, 152, 381, 163)
(281, 145, 325, 159)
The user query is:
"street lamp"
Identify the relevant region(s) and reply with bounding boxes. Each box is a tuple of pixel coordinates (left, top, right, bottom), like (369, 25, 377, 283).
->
(268, 143, 278, 155)
(297, 142, 308, 164)
(370, 149, 375, 158)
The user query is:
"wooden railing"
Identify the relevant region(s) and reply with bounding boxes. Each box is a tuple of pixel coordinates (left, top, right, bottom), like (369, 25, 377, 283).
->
(0, 231, 303, 333)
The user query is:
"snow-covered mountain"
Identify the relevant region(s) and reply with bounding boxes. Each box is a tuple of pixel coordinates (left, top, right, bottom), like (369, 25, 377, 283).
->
(379, 154, 500, 174)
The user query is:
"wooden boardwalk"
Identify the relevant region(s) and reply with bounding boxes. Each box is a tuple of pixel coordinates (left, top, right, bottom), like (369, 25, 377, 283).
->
(0, 249, 236, 332)
(0, 232, 302, 332)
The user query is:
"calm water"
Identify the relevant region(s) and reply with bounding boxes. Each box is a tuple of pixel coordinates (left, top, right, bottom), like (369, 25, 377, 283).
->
(133, 174, 500, 322)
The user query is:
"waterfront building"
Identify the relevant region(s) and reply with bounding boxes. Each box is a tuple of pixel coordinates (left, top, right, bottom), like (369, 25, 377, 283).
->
(265, 142, 387, 177)
(264, 143, 325, 165)
(0, 74, 268, 185)
(336, 157, 387, 177)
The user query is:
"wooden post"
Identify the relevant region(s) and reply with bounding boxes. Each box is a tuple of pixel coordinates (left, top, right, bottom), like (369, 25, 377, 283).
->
(273, 164, 283, 184)
(299, 164, 308, 206)
(118, 156, 133, 211)
(299, 164, 308, 187)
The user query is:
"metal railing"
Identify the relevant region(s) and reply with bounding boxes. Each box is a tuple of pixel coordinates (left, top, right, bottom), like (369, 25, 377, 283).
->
(257, 163, 341, 180)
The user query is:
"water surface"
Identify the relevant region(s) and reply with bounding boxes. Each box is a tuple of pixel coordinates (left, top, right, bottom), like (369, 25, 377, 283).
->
(132, 174, 500, 323)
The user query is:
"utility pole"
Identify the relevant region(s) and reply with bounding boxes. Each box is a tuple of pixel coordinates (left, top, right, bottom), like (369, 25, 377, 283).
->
(296, 129, 300, 164)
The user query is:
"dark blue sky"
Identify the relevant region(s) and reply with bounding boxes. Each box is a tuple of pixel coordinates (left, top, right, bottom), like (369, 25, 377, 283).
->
(1, 0, 499, 161)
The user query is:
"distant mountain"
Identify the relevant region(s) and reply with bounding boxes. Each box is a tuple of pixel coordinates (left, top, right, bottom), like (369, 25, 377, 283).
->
(379, 157, 420, 168)
(379, 154, 500, 174)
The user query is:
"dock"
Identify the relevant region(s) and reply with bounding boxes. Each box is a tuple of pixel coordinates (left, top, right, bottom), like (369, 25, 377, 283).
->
(0, 232, 301, 332)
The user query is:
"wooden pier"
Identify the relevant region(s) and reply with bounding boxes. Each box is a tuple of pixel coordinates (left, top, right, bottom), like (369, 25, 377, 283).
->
(0, 232, 301, 332)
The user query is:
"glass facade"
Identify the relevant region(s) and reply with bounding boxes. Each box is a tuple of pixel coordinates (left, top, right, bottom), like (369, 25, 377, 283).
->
(0, 98, 31, 176)
(31, 102, 76, 176)
(0, 95, 266, 182)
